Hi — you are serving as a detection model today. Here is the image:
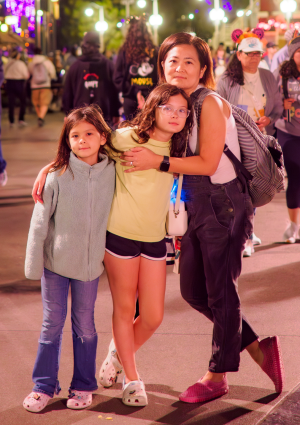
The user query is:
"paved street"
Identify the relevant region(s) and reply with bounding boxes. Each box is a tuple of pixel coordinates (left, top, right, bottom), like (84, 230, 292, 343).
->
(0, 109, 300, 425)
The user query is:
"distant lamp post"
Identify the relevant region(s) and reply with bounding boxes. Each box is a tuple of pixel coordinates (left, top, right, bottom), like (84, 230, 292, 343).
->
(280, 0, 297, 25)
(236, 10, 244, 17)
(137, 0, 147, 7)
(189, 13, 194, 19)
(209, 0, 225, 47)
(85, 4, 107, 53)
(121, 0, 134, 17)
(5, 16, 18, 25)
(150, 0, 163, 45)
(1, 24, 8, 32)
(222, 16, 228, 23)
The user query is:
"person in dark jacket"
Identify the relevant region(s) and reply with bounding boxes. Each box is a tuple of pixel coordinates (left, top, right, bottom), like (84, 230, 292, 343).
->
(62, 32, 120, 126)
(113, 16, 158, 119)
(0, 57, 7, 186)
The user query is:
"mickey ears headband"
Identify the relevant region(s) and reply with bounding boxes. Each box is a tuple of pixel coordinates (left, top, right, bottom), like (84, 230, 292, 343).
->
(231, 28, 264, 44)
(289, 29, 300, 45)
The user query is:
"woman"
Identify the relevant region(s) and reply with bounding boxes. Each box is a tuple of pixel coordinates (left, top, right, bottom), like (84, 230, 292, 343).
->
(4, 48, 30, 128)
(113, 15, 158, 119)
(120, 32, 284, 403)
(274, 34, 300, 243)
(217, 29, 283, 256)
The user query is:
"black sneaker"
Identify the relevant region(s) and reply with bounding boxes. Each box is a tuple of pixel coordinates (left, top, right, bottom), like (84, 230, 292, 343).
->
(38, 118, 44, 127)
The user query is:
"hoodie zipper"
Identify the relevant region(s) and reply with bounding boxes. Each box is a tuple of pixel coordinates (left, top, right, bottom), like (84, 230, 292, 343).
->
(87, 168, 92, 280)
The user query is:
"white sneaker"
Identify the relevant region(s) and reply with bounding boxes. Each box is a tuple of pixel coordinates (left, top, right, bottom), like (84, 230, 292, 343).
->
(243, 240, 254, 257)
(67, 390, 93, 410)
(99, 339, 123, 387)
(122, 378, 148, 406)
(283, 222, 299, 244)
(252, 233, 262, 246)
(23, 392, 51, 413)
(0, 170, 7, 187)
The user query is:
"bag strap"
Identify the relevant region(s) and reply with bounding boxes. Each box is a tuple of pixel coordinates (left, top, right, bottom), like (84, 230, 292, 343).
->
(282, 77, 291, 122)
(192, 88, 253, 182)
(223, 144, 253, 181)
(173, 135, 189, 215)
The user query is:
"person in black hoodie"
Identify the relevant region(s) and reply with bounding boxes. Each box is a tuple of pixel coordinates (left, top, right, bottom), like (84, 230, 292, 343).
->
(62, 32, 120, 126)
(113, 16, 158, 119)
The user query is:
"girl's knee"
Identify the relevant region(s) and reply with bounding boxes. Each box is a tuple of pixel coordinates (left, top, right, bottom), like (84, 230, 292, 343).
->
(140, 311, 164, 332)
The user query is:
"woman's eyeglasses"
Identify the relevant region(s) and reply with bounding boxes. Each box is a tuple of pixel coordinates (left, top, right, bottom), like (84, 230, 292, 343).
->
(244, 51, 263, 58)
(158, 105, 190, 118)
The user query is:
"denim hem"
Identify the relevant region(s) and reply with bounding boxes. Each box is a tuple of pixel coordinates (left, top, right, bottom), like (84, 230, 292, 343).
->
(32, 388, 54, 398)
(69, 385, 98, 392)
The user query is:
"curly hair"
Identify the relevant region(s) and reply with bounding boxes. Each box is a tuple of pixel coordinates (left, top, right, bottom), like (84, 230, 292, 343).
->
(157, 32, 216, 90)
(225, 53, 244, 86)
(119, 84, 194, 157)
(50, 104, 120, 174)
(279, 58, 300, 79)
(122, 17, 157, 64)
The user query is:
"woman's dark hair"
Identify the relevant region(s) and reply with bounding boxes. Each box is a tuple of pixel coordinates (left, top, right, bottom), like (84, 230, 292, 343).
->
(119, 83, 193, 157)
(279, 59, 300, 79)
(10, 49, 19, 59)
(50, 104, 119, 173)
(157, 32, 215, 90)
(33, 46, 42, 55)
(122, 17, 156, 64)
(225, 53, 244, 86)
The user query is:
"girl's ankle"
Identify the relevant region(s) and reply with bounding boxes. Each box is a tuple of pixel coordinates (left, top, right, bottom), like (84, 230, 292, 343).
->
(125, 375, 139, 384)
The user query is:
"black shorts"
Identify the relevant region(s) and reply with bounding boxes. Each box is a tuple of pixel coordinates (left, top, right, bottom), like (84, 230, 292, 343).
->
(105, 231, 167, 261)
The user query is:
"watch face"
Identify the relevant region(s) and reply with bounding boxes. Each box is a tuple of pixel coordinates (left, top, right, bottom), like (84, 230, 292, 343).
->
(160, 157, 170, 172)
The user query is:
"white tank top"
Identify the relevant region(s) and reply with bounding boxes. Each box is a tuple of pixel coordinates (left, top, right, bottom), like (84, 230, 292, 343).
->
(188, 92, 241, 184)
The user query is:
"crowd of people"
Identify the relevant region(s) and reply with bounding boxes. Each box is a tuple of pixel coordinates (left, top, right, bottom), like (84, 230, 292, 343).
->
(0, 18, 299, 415)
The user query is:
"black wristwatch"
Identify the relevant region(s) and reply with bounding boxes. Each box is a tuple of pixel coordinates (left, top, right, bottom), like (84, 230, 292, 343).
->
(159, 156, 170, 172)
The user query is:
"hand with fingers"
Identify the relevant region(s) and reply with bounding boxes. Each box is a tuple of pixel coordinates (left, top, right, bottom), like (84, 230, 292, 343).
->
(32, 163, 54, 204)
(120, 147, 162, 173)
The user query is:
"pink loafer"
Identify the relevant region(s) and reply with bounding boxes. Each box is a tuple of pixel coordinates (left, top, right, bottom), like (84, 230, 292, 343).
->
(179, 375, 229, 403)
(259, 336, 284, 393)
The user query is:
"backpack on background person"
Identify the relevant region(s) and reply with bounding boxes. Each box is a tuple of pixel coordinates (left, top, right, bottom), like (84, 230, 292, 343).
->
(192, 88, 285, 208)
(31, 60, 48, 85)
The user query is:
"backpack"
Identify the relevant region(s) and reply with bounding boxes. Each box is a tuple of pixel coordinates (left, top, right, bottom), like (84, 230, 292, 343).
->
(192, 88, 285, 208)
(32, 60, 48, 85)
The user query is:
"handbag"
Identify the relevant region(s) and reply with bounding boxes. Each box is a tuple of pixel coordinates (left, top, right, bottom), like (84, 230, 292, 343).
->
(166, 173, 188, 236)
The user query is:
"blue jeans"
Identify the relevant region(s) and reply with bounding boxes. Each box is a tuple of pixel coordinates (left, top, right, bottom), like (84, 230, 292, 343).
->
(32, 268, 99, 397)
(0, 140, 6, 173)
(180, 176, 258, 373)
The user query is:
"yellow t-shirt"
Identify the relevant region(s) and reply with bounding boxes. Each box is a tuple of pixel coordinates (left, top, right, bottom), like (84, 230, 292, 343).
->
(107, 127, 173, 242)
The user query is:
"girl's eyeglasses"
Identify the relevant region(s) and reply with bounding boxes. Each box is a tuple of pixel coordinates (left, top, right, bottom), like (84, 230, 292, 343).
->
(244, 51, 263, 58)
(158, 105, 190, 118)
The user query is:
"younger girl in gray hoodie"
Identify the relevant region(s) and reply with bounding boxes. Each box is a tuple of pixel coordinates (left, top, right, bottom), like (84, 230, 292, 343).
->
(23, 105, 117, 413)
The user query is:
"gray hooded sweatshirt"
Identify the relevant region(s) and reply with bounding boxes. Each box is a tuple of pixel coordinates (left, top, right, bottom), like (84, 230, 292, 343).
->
(25, 152, 115, 281)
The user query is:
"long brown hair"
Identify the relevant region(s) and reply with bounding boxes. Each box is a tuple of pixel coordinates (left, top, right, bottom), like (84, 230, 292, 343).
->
(119, 83, 193, 157)
(122, 16, 157, 64)
(279, 58, 300, 79)
(157, 32, 215, 90)
(225, 53, 245, 86)
(50, 105, 119, 173)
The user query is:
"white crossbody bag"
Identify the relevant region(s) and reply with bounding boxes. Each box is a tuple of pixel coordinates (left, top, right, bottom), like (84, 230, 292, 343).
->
(166, 173, 188, 236)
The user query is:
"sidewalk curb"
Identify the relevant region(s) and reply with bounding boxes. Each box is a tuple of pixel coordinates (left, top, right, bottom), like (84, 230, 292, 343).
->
(256, 382, 300, 424)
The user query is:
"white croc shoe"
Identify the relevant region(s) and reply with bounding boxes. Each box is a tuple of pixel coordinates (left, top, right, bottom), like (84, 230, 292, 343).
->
(283, 222, 299, 244)
(67, 390, 93, 409)
(122, 378, 148, 406)
(23, 392, 51, 413)
(252, 233, 261, 246)
(99, 339, 123, 387)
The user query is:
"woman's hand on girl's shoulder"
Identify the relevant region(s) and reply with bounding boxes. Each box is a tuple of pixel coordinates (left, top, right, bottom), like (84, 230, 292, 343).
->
(32, 163, 53, 204)
(120, 147, 162, 172)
